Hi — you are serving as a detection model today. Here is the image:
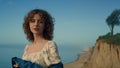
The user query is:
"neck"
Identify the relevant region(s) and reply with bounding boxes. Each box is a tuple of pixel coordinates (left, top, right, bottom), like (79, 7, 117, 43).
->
(33, 34, 45, 44)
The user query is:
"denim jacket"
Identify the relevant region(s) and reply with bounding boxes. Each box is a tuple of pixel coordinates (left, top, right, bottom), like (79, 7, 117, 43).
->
(11, 57, 63, 68)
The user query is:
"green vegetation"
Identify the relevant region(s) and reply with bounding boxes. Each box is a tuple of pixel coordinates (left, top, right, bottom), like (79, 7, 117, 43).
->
(98, 33, 120, 45)
(98, 9, 120, 45)
(106, 9, 120, 36)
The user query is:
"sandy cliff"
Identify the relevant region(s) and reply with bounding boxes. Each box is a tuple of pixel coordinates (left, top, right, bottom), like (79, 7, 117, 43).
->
(84, 40, 120, 68)
(64, 47, 92, 68)
(64, 40, 120, 68)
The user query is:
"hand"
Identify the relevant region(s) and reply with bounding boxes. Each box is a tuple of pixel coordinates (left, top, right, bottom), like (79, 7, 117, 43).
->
(13, 63, 19, 68)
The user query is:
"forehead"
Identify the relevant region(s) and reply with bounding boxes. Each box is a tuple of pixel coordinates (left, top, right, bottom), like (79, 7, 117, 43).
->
(33, 14, 42, 19)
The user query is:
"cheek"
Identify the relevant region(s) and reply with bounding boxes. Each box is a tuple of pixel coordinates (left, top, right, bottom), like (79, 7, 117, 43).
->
(29, 23, 33, 31)
(29, 23, 33, 28)
(41, 24, 45, 30)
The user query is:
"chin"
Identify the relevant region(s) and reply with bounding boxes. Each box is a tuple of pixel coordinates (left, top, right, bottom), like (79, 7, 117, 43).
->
(33, 32, 39, 34)
(32, 31, 39, 34)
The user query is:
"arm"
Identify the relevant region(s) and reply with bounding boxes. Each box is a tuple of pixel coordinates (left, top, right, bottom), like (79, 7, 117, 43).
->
(44, 41, 62, 66)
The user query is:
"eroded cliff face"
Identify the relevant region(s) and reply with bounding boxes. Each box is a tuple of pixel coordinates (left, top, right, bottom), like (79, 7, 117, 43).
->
(64, 47, 92, 68)
(84, 40, 120, 68)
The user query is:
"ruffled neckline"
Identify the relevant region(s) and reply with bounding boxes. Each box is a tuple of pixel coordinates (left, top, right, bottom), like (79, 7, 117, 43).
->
(25, 41, 52, 55)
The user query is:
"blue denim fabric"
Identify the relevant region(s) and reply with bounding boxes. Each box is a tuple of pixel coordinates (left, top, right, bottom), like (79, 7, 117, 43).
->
(12, 57, 43, 68)
(12, 57, 63, 68)
(48, 62, 63, 68)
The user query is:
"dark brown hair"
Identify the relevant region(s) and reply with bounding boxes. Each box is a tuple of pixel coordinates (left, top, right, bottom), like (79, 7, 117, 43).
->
(23, 9, 54, 41)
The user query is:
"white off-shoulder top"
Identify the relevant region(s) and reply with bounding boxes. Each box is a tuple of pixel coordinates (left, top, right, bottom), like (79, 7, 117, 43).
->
(22, 41, 61, 68)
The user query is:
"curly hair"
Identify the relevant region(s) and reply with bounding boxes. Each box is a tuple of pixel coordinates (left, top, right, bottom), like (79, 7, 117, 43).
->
(23, 9, 54, 41)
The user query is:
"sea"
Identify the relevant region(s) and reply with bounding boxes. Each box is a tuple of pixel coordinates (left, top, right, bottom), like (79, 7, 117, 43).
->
(0, 44, 83, 68)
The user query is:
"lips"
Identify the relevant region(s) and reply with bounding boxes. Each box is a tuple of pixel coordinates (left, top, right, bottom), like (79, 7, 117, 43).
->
(33, 28, 39, 31)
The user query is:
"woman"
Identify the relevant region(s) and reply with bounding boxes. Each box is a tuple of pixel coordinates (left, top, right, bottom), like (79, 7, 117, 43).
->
(13, 9, 63, 68)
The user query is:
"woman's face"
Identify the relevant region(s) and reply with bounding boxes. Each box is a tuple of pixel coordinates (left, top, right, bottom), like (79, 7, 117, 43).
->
(29, 14, 44, 35)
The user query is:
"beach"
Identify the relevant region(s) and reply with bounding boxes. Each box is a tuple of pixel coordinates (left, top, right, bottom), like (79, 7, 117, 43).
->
(64, 47, 92, 68)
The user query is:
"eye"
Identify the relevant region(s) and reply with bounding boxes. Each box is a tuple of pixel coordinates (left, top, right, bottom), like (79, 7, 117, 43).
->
(38, 20, 44, 24)
(30, 19, 35, 23)
(39, 21, 44, 24)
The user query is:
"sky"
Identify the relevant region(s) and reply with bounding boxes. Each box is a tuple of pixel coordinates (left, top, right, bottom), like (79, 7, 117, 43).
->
(0, 0, 120, 47)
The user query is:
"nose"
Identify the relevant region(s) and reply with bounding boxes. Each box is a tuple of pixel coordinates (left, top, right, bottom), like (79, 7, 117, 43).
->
(34, 20, 39, 25)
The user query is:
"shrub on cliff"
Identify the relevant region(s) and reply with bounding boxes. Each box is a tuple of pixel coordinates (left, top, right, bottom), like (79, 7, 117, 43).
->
(98, 32, 120, 45)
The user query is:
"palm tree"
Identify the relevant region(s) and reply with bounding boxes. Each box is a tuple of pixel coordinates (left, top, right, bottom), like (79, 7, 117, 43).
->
(106, 9, 120, 36)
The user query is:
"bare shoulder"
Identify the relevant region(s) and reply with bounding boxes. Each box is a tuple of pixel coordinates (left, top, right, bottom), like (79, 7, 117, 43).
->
(47, 40, 58, 48)
(47, 40, 55, 44)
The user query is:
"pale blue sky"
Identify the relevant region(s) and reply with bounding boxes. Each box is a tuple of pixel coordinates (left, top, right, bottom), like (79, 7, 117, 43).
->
(0, 0, 120, 47)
